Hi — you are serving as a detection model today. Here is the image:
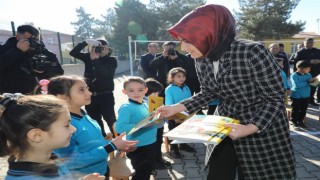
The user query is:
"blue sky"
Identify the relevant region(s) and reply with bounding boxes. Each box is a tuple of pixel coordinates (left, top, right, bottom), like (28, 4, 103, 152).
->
(0, 0, 318, 35)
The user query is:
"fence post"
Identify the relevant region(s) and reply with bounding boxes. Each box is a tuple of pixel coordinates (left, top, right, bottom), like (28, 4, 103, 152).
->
(11, 21, 15, 36)
(72, 35, 77, 64)
(57, 32, 63, 64)
(128, 36, 133, 76)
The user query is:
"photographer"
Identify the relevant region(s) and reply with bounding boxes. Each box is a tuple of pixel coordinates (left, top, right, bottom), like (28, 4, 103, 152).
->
(150, 41, 191, 88)
(0, 25, 63, 94)
(69, 39, 117, 138)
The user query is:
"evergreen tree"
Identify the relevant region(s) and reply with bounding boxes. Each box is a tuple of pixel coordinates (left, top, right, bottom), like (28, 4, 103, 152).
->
(71, 7, 96, 38)
(95, 8, 117, 39)
(112, 0, 160, 58)
(149, 0, 206, 40)
(235, 0, 305, 40)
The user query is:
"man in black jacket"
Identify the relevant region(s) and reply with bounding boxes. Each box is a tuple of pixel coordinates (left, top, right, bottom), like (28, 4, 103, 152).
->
(0, 25, 64, 94)
(140, 42, 159, 79)
(150, 41, 190, 88)
(69, 39, 117, 137)
(293, 38, 320, 105)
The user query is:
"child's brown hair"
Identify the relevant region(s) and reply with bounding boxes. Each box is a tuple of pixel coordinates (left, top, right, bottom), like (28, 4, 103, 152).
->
(167, 67, 186, 84)
(123, 76, 146, 89)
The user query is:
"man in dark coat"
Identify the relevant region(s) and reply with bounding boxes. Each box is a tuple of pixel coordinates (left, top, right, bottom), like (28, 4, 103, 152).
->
(0, 25, 64, 94)
(140, 42, 159, 79)
(150, 41, 190, 88)
(294, 38, 320, 105)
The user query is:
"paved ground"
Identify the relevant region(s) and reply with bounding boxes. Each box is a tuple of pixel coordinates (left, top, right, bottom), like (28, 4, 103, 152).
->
(0, 70, 320, 179)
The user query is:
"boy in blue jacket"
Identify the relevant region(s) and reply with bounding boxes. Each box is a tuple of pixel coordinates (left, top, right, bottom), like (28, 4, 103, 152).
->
(290, 60, 316, 128)
(116, 76, 158, 180)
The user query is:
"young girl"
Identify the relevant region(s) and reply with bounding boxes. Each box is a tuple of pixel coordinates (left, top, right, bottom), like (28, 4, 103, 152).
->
(0, 94, 105, 179)
(165, 67, 195, 158)
(115, 76, 158, 180)
(47, 75, 138, 179)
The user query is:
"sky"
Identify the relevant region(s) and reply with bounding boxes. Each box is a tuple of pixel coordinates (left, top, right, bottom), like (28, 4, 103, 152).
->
(0, 0, 319, 35)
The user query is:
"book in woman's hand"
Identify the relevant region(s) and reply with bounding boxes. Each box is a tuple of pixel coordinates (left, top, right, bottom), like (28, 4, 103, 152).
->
(164, 115, 239, 145)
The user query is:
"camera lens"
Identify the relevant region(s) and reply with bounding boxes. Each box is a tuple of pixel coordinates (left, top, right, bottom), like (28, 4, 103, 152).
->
(95, 47, 105, 53)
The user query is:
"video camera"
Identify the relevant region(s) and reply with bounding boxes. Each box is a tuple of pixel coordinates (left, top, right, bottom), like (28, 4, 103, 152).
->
(28, 54, 51, 72)
(168, 47, 176, 56)
(28, 38, 45, 51)
(26, 38, 51, 71)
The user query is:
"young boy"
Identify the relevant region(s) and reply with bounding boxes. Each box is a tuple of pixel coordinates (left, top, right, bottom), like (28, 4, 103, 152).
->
(115, 76, 158, 180)
(144, 78, 171, 170)
(290, 60, 315, 128)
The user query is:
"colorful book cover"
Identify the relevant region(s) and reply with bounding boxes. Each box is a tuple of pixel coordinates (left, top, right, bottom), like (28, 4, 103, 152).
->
(127, 111, 161, 135)
(164, 115, 239, 145)
(148, 95, 163, 113)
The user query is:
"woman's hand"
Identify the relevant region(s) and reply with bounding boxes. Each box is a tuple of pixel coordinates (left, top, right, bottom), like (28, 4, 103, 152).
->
(111, 133, 138, 152)
(156, 104, 186, 118)
(81, 173, 105, 179)
(224, 123, 259, 140)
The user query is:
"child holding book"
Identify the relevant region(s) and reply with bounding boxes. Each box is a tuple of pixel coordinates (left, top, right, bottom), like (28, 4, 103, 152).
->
(165, 67, 196, 159)
(115, 76, 158, 180)
(144, 78, 171, 170)
(47, 75, 138, 179)
(290, 60, 316, 128)
(0, 94, 105, 179)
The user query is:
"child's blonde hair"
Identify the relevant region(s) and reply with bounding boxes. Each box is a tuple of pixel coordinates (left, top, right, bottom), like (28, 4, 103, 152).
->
(167, 67, 186, 84)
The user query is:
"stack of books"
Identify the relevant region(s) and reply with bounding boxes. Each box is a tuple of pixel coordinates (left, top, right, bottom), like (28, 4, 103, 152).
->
(164, 115, 239, 145)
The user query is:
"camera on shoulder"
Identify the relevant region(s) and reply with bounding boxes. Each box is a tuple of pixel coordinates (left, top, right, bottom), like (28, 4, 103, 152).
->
(28, 38, 45, 51)
(28, 54, 51, 72)
(26, 39, 51, 72)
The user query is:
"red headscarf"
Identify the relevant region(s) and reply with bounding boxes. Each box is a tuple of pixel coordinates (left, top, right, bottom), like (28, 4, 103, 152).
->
(168, 4, 236, 61)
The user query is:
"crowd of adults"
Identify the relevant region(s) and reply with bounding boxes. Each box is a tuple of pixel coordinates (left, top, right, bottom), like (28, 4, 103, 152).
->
(140, 37, 320, 106)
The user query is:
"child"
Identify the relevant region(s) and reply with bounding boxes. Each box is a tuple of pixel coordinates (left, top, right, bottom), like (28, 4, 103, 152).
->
(290, 61, 315, 128)
(276, 58, 291, 104)
(165, 67, 195, 159)
(115, 76, 158, 180)
(144, 78, 171, 170)
(47, 75, 138, 179)
(0, 94, 105, 179)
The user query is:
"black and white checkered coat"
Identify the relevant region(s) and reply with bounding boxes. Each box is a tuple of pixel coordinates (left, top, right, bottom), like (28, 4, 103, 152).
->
(181, 39, 296, 179)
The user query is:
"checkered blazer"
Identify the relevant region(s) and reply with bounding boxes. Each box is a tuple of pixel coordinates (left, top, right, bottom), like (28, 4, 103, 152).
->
(181, 39, 296, 179)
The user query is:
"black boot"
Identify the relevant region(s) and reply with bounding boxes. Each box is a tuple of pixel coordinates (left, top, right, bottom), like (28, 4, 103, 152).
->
(170, 144, 181, 159)
(154, 156, 171, 170)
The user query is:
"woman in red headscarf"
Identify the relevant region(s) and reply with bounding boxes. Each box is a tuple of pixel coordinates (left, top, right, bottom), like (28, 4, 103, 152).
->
(158, 4, 296, 180)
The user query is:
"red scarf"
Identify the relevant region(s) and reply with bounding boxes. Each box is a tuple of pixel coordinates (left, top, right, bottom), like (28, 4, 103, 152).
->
(168, 4, 236, 61)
